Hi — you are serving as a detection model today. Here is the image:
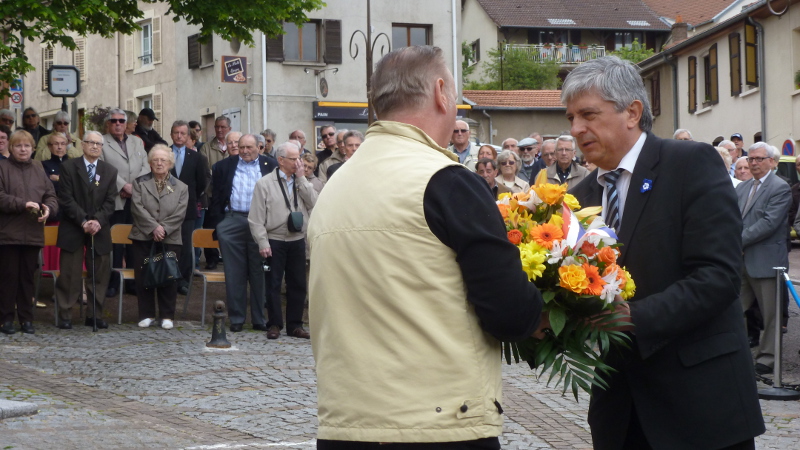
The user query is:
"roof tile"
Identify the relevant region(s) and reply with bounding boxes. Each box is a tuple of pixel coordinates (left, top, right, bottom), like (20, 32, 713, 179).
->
(640, 0, 739, 27)
(477, 0, 671, 30)
(463, 90, 565, 108)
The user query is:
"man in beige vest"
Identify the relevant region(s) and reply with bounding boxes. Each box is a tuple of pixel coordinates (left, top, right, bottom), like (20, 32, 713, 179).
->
(308, 46, 544, 449)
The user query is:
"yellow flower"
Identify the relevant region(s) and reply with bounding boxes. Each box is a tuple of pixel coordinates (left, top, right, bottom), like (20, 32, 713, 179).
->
(559, 264, 589, 294)
(563, 193, 580, 211)
(519, 241, 548, 281)
(498, 193, 512, 201)
(548, 214, 564, 230)
(532, 183, 567, 206)
(574, 206, 603, 221)
(622, 269, 636, 299)
(533, 169, 548, 187)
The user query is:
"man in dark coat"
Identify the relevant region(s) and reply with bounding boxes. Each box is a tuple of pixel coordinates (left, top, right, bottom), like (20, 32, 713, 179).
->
(133, 108, 168, 152)
(55, 131, 118, 329)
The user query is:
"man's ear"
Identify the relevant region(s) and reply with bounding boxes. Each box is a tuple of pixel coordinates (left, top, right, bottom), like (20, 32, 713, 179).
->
(627, 100, 643, 130)
(433, 78, 449, 115)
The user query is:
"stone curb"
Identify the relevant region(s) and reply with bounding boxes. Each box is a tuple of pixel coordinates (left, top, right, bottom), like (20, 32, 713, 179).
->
(0, 399, 38, 420)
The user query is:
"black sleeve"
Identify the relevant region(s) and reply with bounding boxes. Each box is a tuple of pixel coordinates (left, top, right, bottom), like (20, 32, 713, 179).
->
(423, 165, 543, 341)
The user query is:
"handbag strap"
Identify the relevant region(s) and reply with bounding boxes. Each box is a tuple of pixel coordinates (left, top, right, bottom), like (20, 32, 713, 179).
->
(277, 170, 298, 211)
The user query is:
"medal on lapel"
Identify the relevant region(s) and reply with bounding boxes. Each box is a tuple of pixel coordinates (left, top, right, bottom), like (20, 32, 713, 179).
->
(95, 174, 100, 186)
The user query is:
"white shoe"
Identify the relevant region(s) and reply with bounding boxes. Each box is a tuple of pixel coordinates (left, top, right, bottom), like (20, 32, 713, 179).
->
(161, 319, 174, 330)
(138, 318, 155, 327)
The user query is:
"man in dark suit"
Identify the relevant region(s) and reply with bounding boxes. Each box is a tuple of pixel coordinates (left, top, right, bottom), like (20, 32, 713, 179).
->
(567, 57, 764, 450)
(55, 131, 119, 329)
(737, 142, 791, 375)
(209, 134, 277, 332)
(169, 120, 209, 295)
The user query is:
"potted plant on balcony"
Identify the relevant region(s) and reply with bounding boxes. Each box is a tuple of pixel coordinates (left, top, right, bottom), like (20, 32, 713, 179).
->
(578, 42, 588, 49)
(543, 42, 552, 49)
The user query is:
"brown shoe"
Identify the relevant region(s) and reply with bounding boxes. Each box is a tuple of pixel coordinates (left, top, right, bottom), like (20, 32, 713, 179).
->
(288, 327, 310, 339)
(267, 326, 281, 340)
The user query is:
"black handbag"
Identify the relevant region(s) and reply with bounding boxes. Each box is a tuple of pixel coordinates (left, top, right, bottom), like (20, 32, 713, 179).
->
(142, 241, 181, 289)
(278, 170, 304, 232)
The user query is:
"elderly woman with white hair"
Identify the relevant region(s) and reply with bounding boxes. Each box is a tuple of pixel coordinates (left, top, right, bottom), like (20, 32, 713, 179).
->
(495, 149, 530, 193)
(716, 146, 740, 187)
(673, 129, 693, 141)
(129, 144, 189, 330)
(35, 111, 82, 160)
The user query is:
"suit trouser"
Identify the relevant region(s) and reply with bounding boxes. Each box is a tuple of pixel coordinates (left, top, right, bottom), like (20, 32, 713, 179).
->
(216, 212, 266, 325)
(741, 272, 777, 367)
(131, 239, 178, 320)
(0, 245, 39, 324)
(178, 217, 194, 285)
(266, 238, 306, 331)
(109, 200, 134, 286)
(55, 243, 110, 321)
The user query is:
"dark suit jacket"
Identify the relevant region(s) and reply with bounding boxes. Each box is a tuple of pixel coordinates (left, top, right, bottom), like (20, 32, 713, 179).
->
(170, 146, 209, 222)
(208, 154, 278, 229)
(569, 133, 764, 449)
(134, 124, 168, 152)
(56, 157, 119, 255)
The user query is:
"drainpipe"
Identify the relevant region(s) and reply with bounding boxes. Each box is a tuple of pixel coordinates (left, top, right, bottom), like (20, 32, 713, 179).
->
(451, 0, 458, 86)
(115, 33, 120, 108)
(481, 109, 493, 145)
(748, 16, 766, 141)
(663, 53, 679, 131)
(261, 32, 268, 129)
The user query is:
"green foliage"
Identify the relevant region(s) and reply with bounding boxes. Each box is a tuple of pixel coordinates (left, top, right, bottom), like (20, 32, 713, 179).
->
(608, 38, 655, 64)
(461, 41, 476, 84)
(466, 44, 561, 91)
(0, 0, 324, 98)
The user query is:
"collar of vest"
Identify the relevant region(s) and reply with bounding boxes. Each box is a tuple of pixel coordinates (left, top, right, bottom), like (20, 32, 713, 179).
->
(366, 121, 459, 163)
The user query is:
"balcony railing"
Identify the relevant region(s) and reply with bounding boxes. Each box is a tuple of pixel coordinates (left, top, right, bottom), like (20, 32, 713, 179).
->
(503, 44, 606, 64)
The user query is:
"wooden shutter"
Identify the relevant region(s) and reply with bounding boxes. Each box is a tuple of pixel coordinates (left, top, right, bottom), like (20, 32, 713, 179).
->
(73, 38, 86, 81)
(266, 34, 285, 62)
(709, 44, 718, 104)
(42, 47, 54, 90)
(152, 17, 162, 64)
(688, 56, 697, 113)
(188, 34, 201, 69)
(323, 20, 342, 64)
(729, 33, 741, 96)
(124, 33, 134, 71)
(153, 93, 163, 135)
(125, 98, 135, 112)
(744, 23, 758, 87)
(651, 71, 661, 117)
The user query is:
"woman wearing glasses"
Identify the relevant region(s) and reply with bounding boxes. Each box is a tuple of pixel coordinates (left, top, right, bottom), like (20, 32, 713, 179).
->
(495, 150, 530, 194)
(34, 111, 82, 161)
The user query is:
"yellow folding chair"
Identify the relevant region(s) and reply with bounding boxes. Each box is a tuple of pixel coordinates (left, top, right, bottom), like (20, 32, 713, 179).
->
(183, 229, 224, 326)
(110, 224, 135, 324)
(35, 226, 91, 325)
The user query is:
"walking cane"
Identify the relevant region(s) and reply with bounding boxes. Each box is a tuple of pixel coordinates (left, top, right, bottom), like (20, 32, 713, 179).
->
(91, 234, 97, 332)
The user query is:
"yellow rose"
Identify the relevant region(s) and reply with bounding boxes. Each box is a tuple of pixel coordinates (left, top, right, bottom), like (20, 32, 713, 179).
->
(563, 193, 580, 211)
(559, 264, 589, 294)
(533, 183, 567, 206)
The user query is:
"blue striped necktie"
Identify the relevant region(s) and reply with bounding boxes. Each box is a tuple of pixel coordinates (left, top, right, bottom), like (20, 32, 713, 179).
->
(604, 169, 624, 232)
(87, 163, 95, 183)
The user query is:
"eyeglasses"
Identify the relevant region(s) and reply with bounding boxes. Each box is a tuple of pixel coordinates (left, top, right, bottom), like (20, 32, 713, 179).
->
(0, 118, 13, 124)
(555, 148, 574, 153)
(453, 129, 469, 134)
(322, 132, 336, 138)
(23, 114, 37, 119)
(265, 139, 273, 143)
(519, 147, 534, 152)
(108, 118, 126, 124)
(214, 125, 230, 130)
(281, 156, 299, 161)
(500, 161, 515, 166)
(55, 121, 69, 126)
(747, 156, 770, 163)
(83, 140, 103, 147)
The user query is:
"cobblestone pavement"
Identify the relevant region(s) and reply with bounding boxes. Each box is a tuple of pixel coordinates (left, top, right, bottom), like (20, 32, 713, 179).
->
(1, 323, 799, 449)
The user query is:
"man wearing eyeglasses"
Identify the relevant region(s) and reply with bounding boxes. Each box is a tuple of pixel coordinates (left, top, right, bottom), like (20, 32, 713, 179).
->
(543, 135, 589, 189)
(0, 109, 15, 129)
(18, 107, 50, 147)
(315, 125, 338, 173)
(260, 129, 277, 157)
(318, 129, 348, 184)
(35, 111, 82, 161)
(448, 120, 474, 166)
(738, 142, 791, 376)
(101, 108, 150, 297)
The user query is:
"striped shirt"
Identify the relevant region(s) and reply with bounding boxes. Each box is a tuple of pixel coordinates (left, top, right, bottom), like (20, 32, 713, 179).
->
(229, 157, 261, 212)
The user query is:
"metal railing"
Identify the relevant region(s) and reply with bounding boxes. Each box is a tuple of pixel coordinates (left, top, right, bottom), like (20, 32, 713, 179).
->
(504, 44, 606, 64)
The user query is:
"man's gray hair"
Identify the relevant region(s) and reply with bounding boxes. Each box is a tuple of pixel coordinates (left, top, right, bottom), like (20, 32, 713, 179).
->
(105, 108, 126, 122)
(343, 130, 364, 143)
(748, 142, 776, 159)
(370, 46, 453, 118)
(171, 120, 189, 132)
(275, 141, 300, 159)
(261, 129, 276, 140)
(718, 139, 734, 148)
(215, 116, 231, 127)
(735, 156, 749, 166)
(541, 139, 557, 150)
(561, 56, 653, 133)
(255, 134, 265, 146)
(85, 130, 103, 141)
(237, 133, 257, 146)
(226, 131, 243, 142)
(54, 110, 70, 123)
(0, 109, 13, 119)
(556, 135, 575, 145)
(289, 129, 306, 139)
(673, 129, 692, 139)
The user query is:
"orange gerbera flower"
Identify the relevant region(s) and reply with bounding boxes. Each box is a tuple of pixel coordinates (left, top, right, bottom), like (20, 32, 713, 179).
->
(498, 204, 511, 219)
(596, 246, 617, 265)
(507, 229, 523, 245)
(581, 263, 606, 296)
(530, 223, 564, 249)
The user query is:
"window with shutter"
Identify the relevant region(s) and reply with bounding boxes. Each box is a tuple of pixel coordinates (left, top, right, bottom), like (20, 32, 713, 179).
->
(153, 93, 163, 135)
(266, 35, 285, 61)
(651, 71, 660, 117)
(688, 56, 697, 113)
(729, 33, 741, 96)
(42, 47, 54, 90)
(744, 24, 758, 87)
(323, 20, 342, 64)
(708, 44, 718, 104)
(73, 38, 86, 81)
(124, 33, 134, 71)
(188, 34, 201, 69)
(283, 21, 320, 62)
(152, 17, 162, 64)
(392, 24, 432, 48)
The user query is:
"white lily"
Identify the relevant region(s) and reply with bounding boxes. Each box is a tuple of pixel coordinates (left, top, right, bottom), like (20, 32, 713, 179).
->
(600, 269, 623, 304)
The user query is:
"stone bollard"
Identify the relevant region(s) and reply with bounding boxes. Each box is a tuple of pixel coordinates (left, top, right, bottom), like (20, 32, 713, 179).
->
(207, 300, 232, 348)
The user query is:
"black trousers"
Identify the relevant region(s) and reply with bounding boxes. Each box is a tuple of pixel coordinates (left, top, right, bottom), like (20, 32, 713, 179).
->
(178, 217, 194, 285)
(0, 245, 39, 324)
(317, 438, 500, 450)
(266, 239, 306, 331)
(202, 210, 219, 264)
(109, 200, 134, 285)
(132, 239, 179, 320)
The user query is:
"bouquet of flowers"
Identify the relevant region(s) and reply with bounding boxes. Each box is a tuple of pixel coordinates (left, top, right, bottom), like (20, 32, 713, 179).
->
(498, 173, 635, 400)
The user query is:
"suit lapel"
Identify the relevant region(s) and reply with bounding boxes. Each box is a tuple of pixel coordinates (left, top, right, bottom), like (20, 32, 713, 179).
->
(104, 135, 127, 160)
(742, 174, 773, 218)
(618, 134, 660, 264)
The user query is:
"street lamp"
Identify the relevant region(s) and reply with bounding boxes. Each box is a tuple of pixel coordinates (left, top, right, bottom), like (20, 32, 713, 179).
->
(349, 0, 390, 125)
